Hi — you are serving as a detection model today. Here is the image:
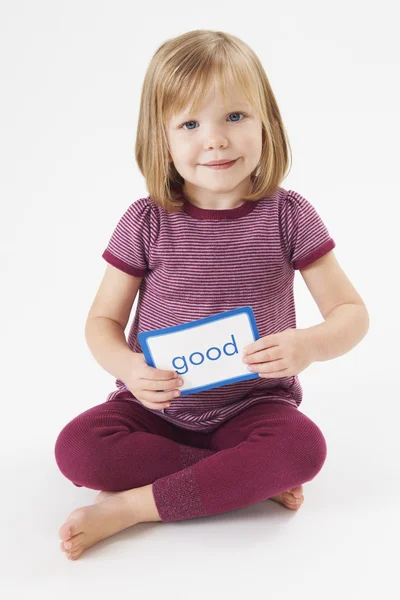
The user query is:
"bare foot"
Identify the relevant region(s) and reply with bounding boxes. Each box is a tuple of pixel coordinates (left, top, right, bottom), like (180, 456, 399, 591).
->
(270, 485, 304, 511)
(94, 490, 120, 504)
(59, 491, 140, 561)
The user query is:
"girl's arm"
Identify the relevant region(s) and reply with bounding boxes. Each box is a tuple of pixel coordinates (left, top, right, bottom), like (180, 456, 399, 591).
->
(85, 264, 143, 380)
(304, 303, 369, 362)
(299, 251, 369, 362)
(85, 317, 136, 381)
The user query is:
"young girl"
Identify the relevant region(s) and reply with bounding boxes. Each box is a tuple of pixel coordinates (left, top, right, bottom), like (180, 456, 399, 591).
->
(55, 29, 369, 561)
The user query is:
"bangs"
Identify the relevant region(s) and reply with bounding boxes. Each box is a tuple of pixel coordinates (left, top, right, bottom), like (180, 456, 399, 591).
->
(163, 50, 262, 123)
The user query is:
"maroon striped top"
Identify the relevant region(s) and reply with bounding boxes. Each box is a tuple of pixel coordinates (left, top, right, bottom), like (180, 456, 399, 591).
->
(102, 186, 335, 432)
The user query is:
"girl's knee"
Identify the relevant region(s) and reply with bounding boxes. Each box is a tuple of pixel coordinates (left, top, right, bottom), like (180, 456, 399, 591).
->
(54, 415, 89, 479)
(269, 410, 327, 482)
(54, 406, 105, 465)
(296, 416, 327, 480)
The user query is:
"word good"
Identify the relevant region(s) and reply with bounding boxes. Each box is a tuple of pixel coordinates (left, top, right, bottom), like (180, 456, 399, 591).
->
(171, 334, 239, 375)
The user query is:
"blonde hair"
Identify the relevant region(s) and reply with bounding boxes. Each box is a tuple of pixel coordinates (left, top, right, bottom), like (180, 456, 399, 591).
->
(135, 29, 292, 214)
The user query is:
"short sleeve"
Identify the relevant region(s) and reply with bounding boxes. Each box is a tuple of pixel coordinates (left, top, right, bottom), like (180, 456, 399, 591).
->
(280, 190, 336, 270)
(102, 197, 158, 277)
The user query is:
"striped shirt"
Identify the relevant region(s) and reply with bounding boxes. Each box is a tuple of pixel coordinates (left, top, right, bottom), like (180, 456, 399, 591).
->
(102, 186, 335, 432)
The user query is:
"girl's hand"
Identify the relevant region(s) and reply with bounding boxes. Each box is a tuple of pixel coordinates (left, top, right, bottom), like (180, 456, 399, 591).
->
(241, 327, 314, 379)
(124, 353, 184, 411)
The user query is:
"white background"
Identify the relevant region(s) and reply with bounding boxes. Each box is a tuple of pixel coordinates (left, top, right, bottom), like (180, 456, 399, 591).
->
(1, 0, 398, 596)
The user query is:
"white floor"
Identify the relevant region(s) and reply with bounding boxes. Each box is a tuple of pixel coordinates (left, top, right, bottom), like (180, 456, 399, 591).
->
(1, 378, 397, 599)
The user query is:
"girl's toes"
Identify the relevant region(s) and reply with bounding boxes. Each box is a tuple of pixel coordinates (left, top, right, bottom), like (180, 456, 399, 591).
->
(69, 548, 84, 561)
(289, 485, 303, 498)
(285, 493, 304, 509)
(59, 518, 79, 541)
(63, 532, 84, 552)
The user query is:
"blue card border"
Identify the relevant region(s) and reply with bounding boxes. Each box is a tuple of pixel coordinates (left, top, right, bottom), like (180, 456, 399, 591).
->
(138, 306, 261, 396)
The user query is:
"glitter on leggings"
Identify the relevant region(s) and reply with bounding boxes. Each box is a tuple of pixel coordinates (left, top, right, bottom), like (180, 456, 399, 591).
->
(152, 467, 207, 522)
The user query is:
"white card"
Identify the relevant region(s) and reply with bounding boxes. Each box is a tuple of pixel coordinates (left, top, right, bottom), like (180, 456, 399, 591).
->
(138, 306, 260, 396)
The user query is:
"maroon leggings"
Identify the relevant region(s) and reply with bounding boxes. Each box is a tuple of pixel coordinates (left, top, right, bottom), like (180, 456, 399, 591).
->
(54, 398, 327, 522)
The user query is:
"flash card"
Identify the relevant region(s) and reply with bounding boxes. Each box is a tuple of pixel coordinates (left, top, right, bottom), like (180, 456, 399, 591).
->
(137, 306, 260, 397)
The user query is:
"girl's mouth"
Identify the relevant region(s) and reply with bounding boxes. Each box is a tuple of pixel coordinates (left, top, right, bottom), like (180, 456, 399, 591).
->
(203, 159, 238, 170)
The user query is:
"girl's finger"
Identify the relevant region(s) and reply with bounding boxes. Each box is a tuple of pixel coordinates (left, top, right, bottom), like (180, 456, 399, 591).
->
(140, 378, 182, 392)
(257, 368, 290, 378)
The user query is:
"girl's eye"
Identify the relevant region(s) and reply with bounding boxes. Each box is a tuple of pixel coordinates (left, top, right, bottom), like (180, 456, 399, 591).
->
(180, 112, 245, 130)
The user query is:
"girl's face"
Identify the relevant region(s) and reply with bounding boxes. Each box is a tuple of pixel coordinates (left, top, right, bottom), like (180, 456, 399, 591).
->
(166, 82, 263, 206)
